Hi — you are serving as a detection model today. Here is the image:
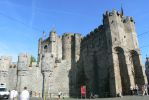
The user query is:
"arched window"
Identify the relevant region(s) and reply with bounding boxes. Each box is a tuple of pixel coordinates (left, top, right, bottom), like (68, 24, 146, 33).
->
(44, 45, 48, 52)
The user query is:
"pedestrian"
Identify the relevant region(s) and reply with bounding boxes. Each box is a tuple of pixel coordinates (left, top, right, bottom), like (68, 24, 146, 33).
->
(130, 86, 133, 95)
(58, 91, 62, 99)
(135, 84, 139, 95)
(20, 87, 30, 100)
(118, 90, 123, 98)
(142, 84, 148, 96)
(90, 92, 94, 99)
(30, 91, 32, 97)
(10, 89, 18, 100)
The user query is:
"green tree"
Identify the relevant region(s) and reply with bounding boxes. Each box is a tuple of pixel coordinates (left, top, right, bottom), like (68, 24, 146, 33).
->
(30, 56, 36, 65)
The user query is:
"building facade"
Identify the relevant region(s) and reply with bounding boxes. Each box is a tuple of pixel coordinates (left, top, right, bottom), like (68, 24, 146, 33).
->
(0, 9, 147, 98)
(76, 10, 147, 97)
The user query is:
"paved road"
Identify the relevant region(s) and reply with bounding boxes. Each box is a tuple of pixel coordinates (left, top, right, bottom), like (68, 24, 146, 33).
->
(31, 96, 149, 100)
(4, 96, 149, 100)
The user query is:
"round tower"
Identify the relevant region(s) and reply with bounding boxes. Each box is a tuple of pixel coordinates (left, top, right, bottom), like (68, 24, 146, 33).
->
(74, 33, 81, 62)
(62, 33, 73, 61)
(49, 30, 57, 57)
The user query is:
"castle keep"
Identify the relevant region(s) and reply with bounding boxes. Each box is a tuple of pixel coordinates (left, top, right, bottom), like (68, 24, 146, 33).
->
(0, 10, 147, 98)
(76, 10, 147, 97)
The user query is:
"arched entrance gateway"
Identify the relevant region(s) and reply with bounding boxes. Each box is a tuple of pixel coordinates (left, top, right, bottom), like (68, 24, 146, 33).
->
(115, 47, 130, 95)
(130, 50, 145, 85)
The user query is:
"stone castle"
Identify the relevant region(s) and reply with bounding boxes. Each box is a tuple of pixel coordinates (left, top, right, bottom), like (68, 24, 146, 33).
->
(0, 9, 147, 98)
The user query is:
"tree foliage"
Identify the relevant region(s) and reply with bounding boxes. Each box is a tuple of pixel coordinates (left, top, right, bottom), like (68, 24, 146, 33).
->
(30, 56, 36, 65)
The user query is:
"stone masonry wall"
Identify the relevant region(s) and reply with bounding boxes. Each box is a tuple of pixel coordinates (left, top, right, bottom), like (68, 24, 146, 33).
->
(0, 9, 147, 99)
(0, 56, 12, 88)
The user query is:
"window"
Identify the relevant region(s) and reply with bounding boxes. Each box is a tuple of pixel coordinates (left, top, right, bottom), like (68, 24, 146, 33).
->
(44, 45, 48, 52)
(115, 38, 117, 41)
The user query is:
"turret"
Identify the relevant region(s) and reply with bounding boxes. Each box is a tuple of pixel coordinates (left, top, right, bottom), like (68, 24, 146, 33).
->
(56, 36, 62, 60)
(17, 53, 31, 92)
(74, 34, 82, 62)
(50, 30, 57, 42)
(0, 56, 12, 87)
(123, 16, 139, 49)
(49, 30, 57, 57)
(103, 10, 126, 48)
(17, 53, 31, 71)
(0, 56, 12, 71)
(62, 33, 73, 61)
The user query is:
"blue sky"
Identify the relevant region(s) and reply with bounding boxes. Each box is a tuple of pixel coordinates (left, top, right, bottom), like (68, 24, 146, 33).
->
(0, 0, 149, 63)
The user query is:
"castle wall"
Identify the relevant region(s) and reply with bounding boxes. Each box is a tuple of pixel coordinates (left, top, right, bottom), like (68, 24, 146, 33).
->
(8, 63, 17, 90)
(78, 26, 109, 97)
(0, 56, 12, 88)
(28, 62, 42, 97)
(1, 9, 146, 98)
(17, 53, 31, 92)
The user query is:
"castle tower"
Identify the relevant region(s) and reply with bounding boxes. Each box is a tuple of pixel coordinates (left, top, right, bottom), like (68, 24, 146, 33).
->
(56, 36, 62, 60)
(74, 34, 81, 62)
(41, 53, 55, 98)
(49, 30, 57, 57)
(17, 53, 31, 92)
(0, 56, 12, 87)
(62, 33, 73, 61)
(103, 10, 147, 96)
(123, 16, 147, 86)
(8, 62, 17, 90)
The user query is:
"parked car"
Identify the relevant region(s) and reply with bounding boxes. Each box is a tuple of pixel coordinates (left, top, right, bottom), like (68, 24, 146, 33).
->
(0, 83, 10, 99)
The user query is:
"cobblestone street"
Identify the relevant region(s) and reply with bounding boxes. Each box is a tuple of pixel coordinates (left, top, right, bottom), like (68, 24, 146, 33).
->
(8, 96, 147, 100)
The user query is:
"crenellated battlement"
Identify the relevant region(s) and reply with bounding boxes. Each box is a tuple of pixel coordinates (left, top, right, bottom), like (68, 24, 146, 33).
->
(123, 16, 135, 23)
(81, 25, 105, 47)
(103, 10, 135, 25)
(103, 10, 123, 18)
(9, 64, 17, 68)
(62, 33, 74, 38)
